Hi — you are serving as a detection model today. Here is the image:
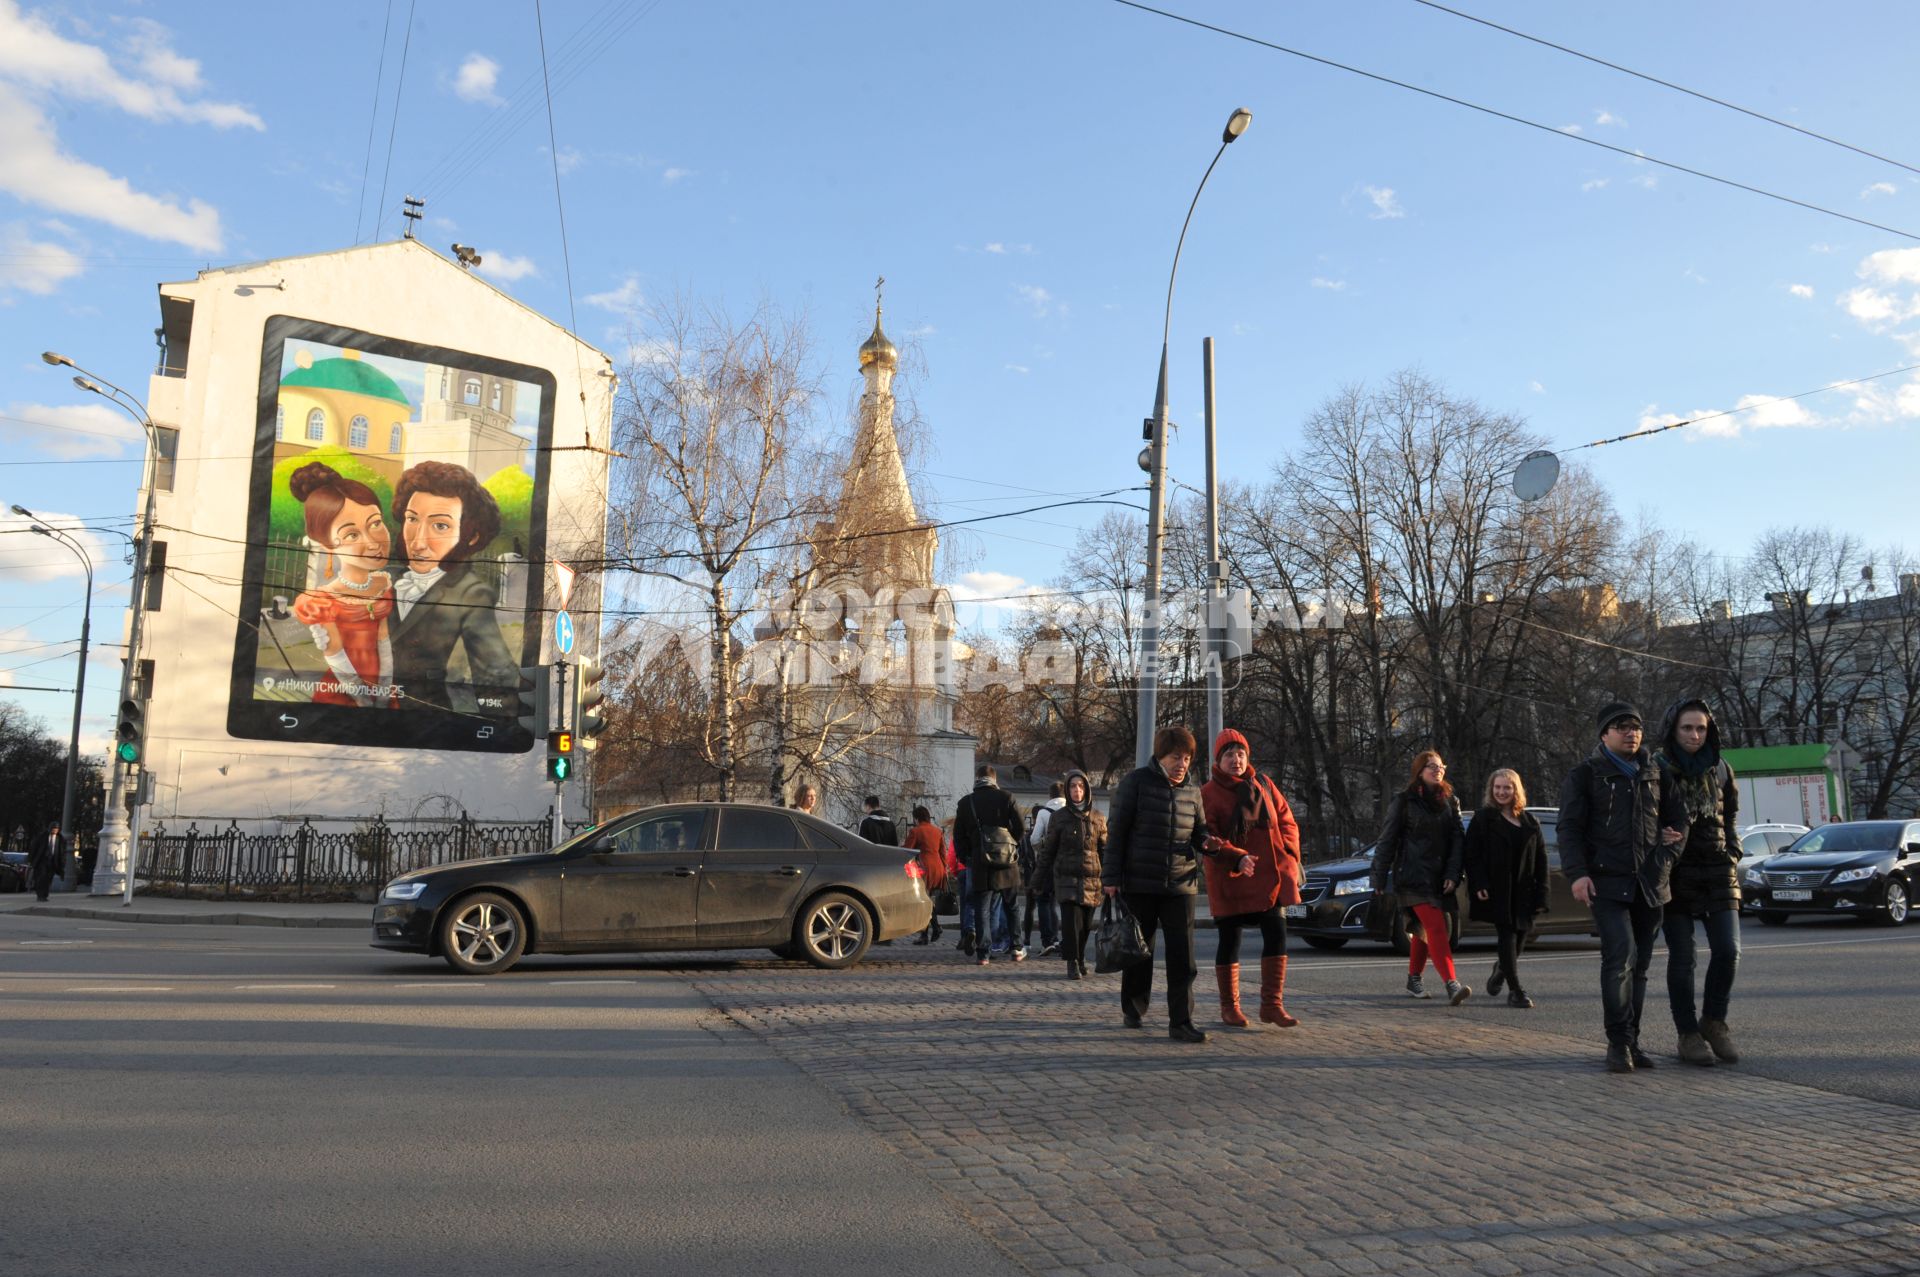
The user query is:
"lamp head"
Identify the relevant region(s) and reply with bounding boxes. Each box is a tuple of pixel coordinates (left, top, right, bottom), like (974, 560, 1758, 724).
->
(1222, 107, 1252, 144)
(41, 351, 73, 368)
(73, 376, 101, 394)
(10, 503, 33, 517)
(31, 526, 51, 537)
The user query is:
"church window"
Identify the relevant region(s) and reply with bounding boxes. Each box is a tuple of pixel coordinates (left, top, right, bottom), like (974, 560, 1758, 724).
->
(463, 378, 481, 405)
(389, 424, 403, 453)
(349, 415, 369, 449)
(439, 370, 449, 398)
(275, 404, 285, 440)
(490, 381, 502, 411)
(305, 408, 325, 442)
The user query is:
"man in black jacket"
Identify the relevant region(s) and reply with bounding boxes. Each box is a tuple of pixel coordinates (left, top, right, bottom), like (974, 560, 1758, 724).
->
(857, 796, 899, 846)
(29, 821, 67, 902)
(955, 765, 1025, 966)
(1558, 701, 1687, 1074)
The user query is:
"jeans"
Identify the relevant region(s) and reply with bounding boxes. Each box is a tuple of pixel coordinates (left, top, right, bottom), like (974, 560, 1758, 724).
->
(969, 886, 1022, 955)
(1120, 892, 1197, 1028)
(1592, 895, 1663, 1047)
(1664, 906, 1741, 1033)
(959, 869, 1013, 949)
(1023, 893, 1060, 949)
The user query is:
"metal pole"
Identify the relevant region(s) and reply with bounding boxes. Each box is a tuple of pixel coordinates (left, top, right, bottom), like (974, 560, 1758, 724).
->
(1135, 345, 1170, 769)
(97, 405, 158, 897)
(51, 533, 92, 888)
(1202, 336, 1224, 750)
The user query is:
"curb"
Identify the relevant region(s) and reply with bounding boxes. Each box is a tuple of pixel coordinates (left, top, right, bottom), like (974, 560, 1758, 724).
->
(19, 904, 366, 930)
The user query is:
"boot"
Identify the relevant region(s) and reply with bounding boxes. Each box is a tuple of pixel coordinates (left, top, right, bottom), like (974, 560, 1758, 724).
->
(1259, 954, 1299, 1027)
(1700, 1019, 1740, 1064)
(1678, 1031, 1716, 1066)
(1215, 964, 1250, 1027)
(958, 931, 975, 957)
(1506, 987, 1534, 1009)
(1486, 960, 1506, 997)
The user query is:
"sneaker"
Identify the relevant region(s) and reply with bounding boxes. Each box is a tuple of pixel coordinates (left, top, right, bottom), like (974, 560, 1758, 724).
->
(1040, 942, 1060, 957)
(912, 934, 930, 946)
(1406, 975, 1431, 999)
(1629, 1044, 1656, 1070)
(1486, 962, 1506, 997)
(1678, 1032, 1716, 1067)
(1700, 1019, 1740, 1064)
(1169, 1022, 1209, 1044)
(1011, 948, 1028, 963)
(1606, 1043, 1634, 1074)
(958, 933, 975, 956)
(1506, 989, 1534, 1009)
(976, 954, 991, 967)
(1445, 980, 1472, 1006)
(1067, 963, 1084, 981)
(1123, 1013, 1143, 1029)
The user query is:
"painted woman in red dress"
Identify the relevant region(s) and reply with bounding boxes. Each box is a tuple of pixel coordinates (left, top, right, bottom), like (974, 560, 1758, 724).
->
(287, 462, 396, 708)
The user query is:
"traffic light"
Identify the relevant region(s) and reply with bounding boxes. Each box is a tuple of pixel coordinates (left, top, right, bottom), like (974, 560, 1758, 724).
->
(115, 699, 144, 763)
(515, 664, 551, 745)
(546, 754, 573, 782)
(575, 656, 608, 748)
(547, 730, 573, 755)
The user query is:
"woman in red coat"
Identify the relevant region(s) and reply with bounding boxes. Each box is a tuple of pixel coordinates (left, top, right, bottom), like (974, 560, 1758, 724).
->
(903, 806, 948, 945)
(1200, 729, 1304, 1027)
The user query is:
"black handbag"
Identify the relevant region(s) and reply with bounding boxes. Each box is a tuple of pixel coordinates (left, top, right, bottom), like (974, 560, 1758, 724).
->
(1094, 897, 1150, 973)
(967, 795, 1020, 870)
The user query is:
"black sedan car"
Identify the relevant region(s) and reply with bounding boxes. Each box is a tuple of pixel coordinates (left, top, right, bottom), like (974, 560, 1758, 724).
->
(1290, 807, 1588, 951)
(372, 803, 933, 975)
(1740, 819, 1918, 926)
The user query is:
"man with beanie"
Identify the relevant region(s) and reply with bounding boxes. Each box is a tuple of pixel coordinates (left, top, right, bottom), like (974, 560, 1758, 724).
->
(1558, 701, 1687, 1073)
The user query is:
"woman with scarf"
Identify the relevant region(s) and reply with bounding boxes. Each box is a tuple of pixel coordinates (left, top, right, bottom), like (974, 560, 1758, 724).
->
(1654, 698, 1743, 1066)
(904, 806, 948, 945)
(1199, 729, 1304, 1027)
(1464, 768, 1548, 1008)
(1034, 769, 1108, 979)
(1374, 750, 1470, 1004)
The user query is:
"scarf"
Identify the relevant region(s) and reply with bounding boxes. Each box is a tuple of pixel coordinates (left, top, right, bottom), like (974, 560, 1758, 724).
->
(1210, 762, 1270, 840)
(1601, 746, 1639, 779)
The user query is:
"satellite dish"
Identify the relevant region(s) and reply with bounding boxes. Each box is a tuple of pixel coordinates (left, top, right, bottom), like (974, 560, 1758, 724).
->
(1513, 449, 1560, 502)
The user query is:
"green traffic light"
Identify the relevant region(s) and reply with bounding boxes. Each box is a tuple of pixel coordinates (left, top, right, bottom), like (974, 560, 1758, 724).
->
(116, 742, 140, 763)
(547, 755, 571, 781)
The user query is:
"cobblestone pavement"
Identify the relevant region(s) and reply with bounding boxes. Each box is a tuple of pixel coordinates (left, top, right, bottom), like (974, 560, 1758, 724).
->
(672, 944, 1917, 1277)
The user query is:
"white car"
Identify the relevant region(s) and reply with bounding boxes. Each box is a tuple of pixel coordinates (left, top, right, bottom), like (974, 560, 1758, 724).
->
(1738, 822, 1810, 878)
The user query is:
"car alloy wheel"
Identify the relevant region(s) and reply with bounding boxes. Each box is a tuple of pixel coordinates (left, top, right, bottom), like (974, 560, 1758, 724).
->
(439, 891, 528, 975)
(796, 891, 872, 970)
(1882, 878, 1910, 926)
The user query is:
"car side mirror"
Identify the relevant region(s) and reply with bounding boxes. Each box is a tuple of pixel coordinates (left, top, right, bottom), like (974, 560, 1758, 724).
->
(1905, 843, 1920, 856)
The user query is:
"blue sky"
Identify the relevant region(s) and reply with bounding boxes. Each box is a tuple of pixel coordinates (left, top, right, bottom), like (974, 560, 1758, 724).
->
(4, 0, 1919, 749)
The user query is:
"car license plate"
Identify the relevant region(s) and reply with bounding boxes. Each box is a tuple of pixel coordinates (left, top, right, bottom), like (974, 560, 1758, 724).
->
(1773, 889, 1812, 901)
(1284, 905, 1307, 918)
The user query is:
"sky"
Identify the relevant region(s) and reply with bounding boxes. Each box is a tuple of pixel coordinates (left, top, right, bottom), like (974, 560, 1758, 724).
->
(3, 0, 1919, 753)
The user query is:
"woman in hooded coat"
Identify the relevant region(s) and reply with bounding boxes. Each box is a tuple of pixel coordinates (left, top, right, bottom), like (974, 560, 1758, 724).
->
(1373, 750, 1470, 1005)
(1654, 697, 1743, 1066)
(1464, 768, 1548, 1008)
(1199, 729, 1303, 1028)
(1034, 770, 1107, 979)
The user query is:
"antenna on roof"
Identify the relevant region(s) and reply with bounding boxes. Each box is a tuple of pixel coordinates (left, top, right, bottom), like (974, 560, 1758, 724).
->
(401, 195, 425, 239)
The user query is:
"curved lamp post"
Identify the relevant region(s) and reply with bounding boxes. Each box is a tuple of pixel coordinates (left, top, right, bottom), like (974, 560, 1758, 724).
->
(42, 351, 158, 900)
(13, 504, 93, 887)
(1135, 107, 1252, 768)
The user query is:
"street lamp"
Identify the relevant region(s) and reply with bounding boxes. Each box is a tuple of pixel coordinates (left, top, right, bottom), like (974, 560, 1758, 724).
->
(13, 504, 93, 889)
(42, 351, 160, 901)
(1135, 106, 1252, 769)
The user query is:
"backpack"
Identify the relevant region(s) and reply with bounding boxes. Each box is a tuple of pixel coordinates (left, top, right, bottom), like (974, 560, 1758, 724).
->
(967, 794, 1020, 870)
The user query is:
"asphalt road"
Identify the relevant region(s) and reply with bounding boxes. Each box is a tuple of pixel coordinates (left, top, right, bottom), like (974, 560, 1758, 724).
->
(0, 909, 1023, 1277)
(1192, 913, 1920, 1110)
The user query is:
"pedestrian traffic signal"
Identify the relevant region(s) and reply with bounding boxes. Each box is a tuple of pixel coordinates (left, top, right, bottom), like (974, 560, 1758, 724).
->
(548, 730, 573, 755)
(576, 656, 609, 746)
(547, 754, 572, 782)
(515, 664, 550, 744)
(115, 699, 143, 763)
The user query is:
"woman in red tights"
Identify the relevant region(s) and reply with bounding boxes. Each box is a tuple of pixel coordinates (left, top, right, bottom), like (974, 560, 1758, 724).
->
(1373, 751, 1471, 1005)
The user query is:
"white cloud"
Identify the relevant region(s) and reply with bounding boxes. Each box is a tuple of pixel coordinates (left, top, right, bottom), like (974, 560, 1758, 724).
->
(1014, 284, 1060, 318)
(0, 221, 83, 294)
(1841, 285, 1908, 327)
(947, 571, 1037, 612)
(554, 146, 582, 175)
(453, 54, 502, 105)
(585, 275, 643, 311)
(1861, 181, 1898, 199)
(1309, 276, 1347, 291)
(1811, 242, 1834, 253)
(1859, 247, 1920, 285)
(0, 3, 263, 129)
(1004, 363, 1031, 375)
(1788, 283, 1814, 299)
(1897, 382, 1920, 418)
(1529, 380, 1546, 394)
(2, 400, 145, 458)
(0, 82, 223, 252)
(475, 251, 537, 282)
(1630, 173, 1658, 190)
(1557, 124, 1582, 135)
(1364, 185, 1405, 219)
(984, 242, 1007, 254)
(0, 506, 116, 581)
(661, 167, 691, 184)
(1683, 266, 1708, 285)
(620, 337, 675, 367)
(905, 323, 936, 338)
(1595, 109, 1625, 127)
(1731, 393, 1815, 431)
(1581, 178, 1610, 192)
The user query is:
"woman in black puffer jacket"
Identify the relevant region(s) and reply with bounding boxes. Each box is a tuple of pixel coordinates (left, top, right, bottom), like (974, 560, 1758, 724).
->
(1373, 750, 1469, 1005)
(1036, 769, 1107, 980)
(1654, 697, 1743, 1067)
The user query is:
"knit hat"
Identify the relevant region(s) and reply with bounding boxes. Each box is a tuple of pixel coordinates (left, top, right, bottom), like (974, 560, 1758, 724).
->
(1595, 700, 1643, 735)
(1213, 728, 1250, 761)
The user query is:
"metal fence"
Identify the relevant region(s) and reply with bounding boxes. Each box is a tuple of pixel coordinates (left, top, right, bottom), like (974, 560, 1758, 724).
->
(133, 813, 597, 900)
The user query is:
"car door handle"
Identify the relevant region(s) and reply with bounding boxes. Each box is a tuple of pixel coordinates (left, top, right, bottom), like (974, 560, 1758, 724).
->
(778, 866, 803, 877)
(668, 867, 696, 877)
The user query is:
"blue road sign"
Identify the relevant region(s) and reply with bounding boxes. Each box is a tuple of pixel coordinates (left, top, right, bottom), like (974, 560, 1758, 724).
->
(554, 609, 576, 657)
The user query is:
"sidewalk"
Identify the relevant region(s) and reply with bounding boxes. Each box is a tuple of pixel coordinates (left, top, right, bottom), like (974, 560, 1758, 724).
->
(2, 892, 365, 929)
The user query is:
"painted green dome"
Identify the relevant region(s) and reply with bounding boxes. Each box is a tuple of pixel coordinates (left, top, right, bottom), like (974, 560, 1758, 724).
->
(282, 356, 410, 407)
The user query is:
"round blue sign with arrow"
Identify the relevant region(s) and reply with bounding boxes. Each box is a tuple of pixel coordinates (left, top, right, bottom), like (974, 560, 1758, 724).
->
(554, 609, 576, 657)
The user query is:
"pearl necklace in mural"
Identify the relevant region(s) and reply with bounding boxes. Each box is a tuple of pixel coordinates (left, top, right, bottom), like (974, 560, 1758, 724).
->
(334, 571, 386, 621)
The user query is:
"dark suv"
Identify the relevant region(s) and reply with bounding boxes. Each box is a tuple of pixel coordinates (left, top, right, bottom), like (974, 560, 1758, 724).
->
(1290, 807, 1587, 951)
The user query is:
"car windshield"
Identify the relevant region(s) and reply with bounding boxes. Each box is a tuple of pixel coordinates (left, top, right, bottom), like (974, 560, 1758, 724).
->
(1782, 823, 1903, 855)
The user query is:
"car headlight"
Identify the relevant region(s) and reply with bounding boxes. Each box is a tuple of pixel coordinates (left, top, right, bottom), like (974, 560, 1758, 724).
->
(1333, 877, 1372, 896)
(381, 881, 428, 901)
(1832, 866, 1881, 884)
(1742, 869, 1766, 888)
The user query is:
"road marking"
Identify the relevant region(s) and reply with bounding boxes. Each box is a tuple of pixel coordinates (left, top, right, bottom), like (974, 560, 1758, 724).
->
(391, 982, 491, 989)
(546, 979, 638, 986)
(1286, 930, 1917, 974)
(64, 986, 175, 993)
(233, 984, 338, 991)
(18, 940, 95, 946)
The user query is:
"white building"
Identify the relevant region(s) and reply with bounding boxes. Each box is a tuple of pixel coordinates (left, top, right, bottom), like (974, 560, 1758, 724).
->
(132, 240, 613, 825)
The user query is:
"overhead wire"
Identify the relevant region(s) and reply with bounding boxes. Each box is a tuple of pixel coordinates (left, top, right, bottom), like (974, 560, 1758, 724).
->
(1561, 362, 1920, 455)
(353, 0, 398, 244)
(1408, 0, 1920, 178)
(1106, 0, 1920, 242)
(370, 0, 419, 241)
